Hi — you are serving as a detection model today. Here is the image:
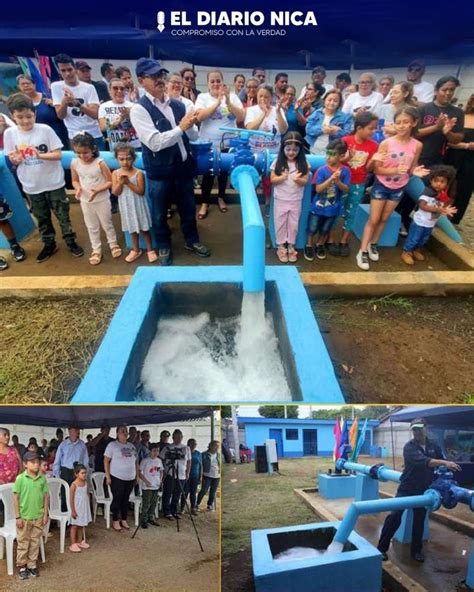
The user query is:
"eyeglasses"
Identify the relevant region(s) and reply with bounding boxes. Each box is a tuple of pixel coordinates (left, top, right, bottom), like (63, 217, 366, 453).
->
(169, 80, 182, 85)
(111, 86, 125, 91)
(184, 76, 195, 81)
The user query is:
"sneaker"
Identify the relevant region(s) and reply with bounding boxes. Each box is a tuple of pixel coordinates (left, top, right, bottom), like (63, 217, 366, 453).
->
(11, 243, 26, 262)
(413, 249, 425, 261)
(303, 245, 314, 262)
(192, 509, 199, 516)
(412, 553, 425, 563)
(276, 246, 288, 263)
(165, 514, 175, 520)
(36, 243, 58, 263)
(184, 242, 211, 257)
(339, 243, 350, 257)
(401, 251, 415, 265)
(287, 245, 298, 263)
(315, 245, 326, 260)
(207, 506, 215, 512)
(368, 243, 379, 262)
(147, 519, 160, 526)
(356, 250, 370, 271)
(326, 242, 340, 257)
(158, 248, 172, 266)
(28, 568, 39, 577)
(141, 522, 148, 529)
(18, 568, 29, 580)
(68, 241, 84, 258)
(399, 224, 408, 237)
(0, 256, 8, 271)
(379, 551, 389, 562)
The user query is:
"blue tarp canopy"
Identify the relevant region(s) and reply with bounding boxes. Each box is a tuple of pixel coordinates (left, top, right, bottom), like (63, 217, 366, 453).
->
(0, 0, 472, 67)
(0, 406, 213, 428)
(390, 407, 474, 428)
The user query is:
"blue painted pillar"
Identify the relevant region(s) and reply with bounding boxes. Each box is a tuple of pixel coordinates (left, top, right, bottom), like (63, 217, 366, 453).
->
(467, 543, 474, 588)
(0, 154, 36, 247)
(230, 165, 265, 293)
(355, 474, 379, 501)
(394, 508, 430, 543)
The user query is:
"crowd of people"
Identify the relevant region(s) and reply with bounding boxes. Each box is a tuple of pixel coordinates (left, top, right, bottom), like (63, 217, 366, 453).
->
(0, 425, 219, 579)
(0, 56, 472, 271)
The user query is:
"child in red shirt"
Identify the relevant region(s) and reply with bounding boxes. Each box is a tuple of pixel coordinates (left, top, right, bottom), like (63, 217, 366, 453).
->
(338, 112, 378, 256)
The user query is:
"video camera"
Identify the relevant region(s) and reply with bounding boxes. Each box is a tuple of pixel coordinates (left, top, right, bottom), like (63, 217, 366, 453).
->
(163, 445, 186, 463)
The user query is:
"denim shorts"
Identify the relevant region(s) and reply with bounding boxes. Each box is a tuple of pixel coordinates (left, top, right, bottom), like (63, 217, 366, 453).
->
(371, 180, 404, 202)
(307, 213, 337, 236)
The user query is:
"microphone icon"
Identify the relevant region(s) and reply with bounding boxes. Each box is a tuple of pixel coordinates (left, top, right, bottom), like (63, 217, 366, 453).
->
(157, 11, 165, 32)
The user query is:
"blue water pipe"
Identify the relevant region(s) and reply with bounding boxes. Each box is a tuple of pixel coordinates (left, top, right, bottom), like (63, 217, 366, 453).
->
(333, 466, 474, 546)
(333, 491, 440, 545)
(336, 459, 401, 483)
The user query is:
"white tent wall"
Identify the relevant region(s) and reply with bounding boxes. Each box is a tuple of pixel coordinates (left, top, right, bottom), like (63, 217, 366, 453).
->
(83, 58, 474, 104)
(2, 418, 216, 452)
(373, 421, 411, 458)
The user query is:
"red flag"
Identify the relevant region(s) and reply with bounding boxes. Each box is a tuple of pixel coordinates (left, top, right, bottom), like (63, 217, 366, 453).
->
(333, 417, 342, 461)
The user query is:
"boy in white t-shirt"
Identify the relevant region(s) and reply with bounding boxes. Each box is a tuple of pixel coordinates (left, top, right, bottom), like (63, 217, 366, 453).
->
(51, 54, 104, 148)
(4, 94, 83, 263)
(139, 443, 163, 528)
(402, 165, 457, 265)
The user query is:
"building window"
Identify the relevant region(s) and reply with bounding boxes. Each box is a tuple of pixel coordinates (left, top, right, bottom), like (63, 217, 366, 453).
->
(286, 429, 298, 440)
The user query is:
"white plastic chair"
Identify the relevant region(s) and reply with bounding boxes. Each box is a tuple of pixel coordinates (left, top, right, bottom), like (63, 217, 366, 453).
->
(90, 472, 112, 529)
(0, 484, 45, 575)
(129, 486, 142, 527)
(46, 478, 71, 554)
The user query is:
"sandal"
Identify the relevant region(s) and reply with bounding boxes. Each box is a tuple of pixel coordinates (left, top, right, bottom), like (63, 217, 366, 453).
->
(69, 543, 82, 553)
(112, 522, 123, 532)
(120, 521, 130, 530)
(277, 246, 289, 263)
(78, 540, 90, 549)
(88, 251, 102, 266)
(197, 205, 209, 220)
(125, 249, 143, 263)
(111, 245, 122, 258)
(147, 250, 158, 263)
(217, 197, 228, 213)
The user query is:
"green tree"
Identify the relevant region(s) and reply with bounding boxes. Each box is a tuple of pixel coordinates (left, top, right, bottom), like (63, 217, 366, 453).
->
(311, 406, 392, 420)
(258, 406, 299, 419)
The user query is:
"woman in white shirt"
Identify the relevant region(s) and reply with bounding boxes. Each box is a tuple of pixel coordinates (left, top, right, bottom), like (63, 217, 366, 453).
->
(104, 425, 138, 532)
(98, 79, 140, 150)
(245, 84, 288, 213)
(195, 70, 245, 219)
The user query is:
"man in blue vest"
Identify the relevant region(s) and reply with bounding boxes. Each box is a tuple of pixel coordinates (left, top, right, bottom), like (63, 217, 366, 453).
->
(130, 58, 210, 266)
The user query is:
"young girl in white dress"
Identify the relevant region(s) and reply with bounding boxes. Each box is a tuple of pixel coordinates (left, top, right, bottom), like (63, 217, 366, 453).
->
(69, 463, 92, 553)
(111, 143, 157, 263)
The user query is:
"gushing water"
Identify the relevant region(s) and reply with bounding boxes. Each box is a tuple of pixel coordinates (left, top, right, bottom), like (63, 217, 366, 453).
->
(274, 541, 344, 563)
(139, 292, 290, 401)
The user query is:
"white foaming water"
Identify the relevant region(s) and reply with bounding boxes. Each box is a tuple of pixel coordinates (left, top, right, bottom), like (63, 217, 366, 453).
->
(139, 292, 290, 401)
(274, 541, 344, 562)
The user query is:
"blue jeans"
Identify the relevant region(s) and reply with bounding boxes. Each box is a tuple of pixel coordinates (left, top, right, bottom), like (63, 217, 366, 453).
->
(307, 213, 337, 237)
(95, 136, 106, 151)
(371, 180, 404, 202)
(148, 177, 199, 249)
(181, 475, 200, 510)
(403, 222, 433, 252)
(197, 477, 220, 509)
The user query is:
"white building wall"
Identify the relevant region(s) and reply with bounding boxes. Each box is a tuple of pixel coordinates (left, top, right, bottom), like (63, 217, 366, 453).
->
(373, 422, 411, 457)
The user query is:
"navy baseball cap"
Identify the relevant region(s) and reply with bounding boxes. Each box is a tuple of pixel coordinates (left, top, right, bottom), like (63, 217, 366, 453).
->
(136, 58, 169, 77)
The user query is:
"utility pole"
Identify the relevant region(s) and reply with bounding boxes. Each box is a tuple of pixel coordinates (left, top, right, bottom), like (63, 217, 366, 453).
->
(231, 406, 241, 464)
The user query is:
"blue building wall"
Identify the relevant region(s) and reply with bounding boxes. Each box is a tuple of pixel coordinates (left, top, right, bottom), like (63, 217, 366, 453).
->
(240, 418, 377, 458)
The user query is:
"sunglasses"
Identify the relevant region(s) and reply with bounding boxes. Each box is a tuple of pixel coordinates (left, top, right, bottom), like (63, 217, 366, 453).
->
(184, 76, 195, 81)
(326, 150, 337, 156)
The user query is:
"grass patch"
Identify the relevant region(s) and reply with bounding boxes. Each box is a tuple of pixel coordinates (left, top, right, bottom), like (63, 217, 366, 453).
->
(0, 297, 119, 403)
(222, 457, 335, 556)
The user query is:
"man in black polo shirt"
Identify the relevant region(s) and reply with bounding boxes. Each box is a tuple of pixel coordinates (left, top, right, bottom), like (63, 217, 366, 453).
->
(377, 418, 461, 563)
(130, 57, 210, 267)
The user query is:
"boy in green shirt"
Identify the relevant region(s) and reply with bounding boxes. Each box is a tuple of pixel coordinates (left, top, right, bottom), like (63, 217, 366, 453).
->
(12, 451, 49, 580)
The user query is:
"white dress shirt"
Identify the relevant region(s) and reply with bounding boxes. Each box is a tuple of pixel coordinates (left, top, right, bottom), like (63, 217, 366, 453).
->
(130, 92, 197, 160)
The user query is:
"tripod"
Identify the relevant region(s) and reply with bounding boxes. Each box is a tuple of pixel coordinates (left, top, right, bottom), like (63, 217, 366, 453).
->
(132, 457, 204, 552)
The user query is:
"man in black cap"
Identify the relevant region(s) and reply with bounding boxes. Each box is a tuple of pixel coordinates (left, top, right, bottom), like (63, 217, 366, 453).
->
(130, 57, 210, 266)
(75, 60, 110, 103)
(377, 418, 461, 563)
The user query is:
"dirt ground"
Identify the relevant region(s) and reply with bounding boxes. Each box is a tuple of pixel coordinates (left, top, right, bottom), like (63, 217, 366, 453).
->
(1, 199, 452, 277)
(314, 295, 474, 403)
(1, 295, 472, 403)
(0, 509, 219, 592)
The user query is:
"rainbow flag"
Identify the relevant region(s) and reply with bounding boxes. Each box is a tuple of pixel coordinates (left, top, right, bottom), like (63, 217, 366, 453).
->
(333, 417, 342, 461)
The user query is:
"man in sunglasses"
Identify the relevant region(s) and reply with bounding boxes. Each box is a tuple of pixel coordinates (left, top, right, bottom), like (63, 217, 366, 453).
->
(406, 59, 434, 107)
(130, 58, 210, 266)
